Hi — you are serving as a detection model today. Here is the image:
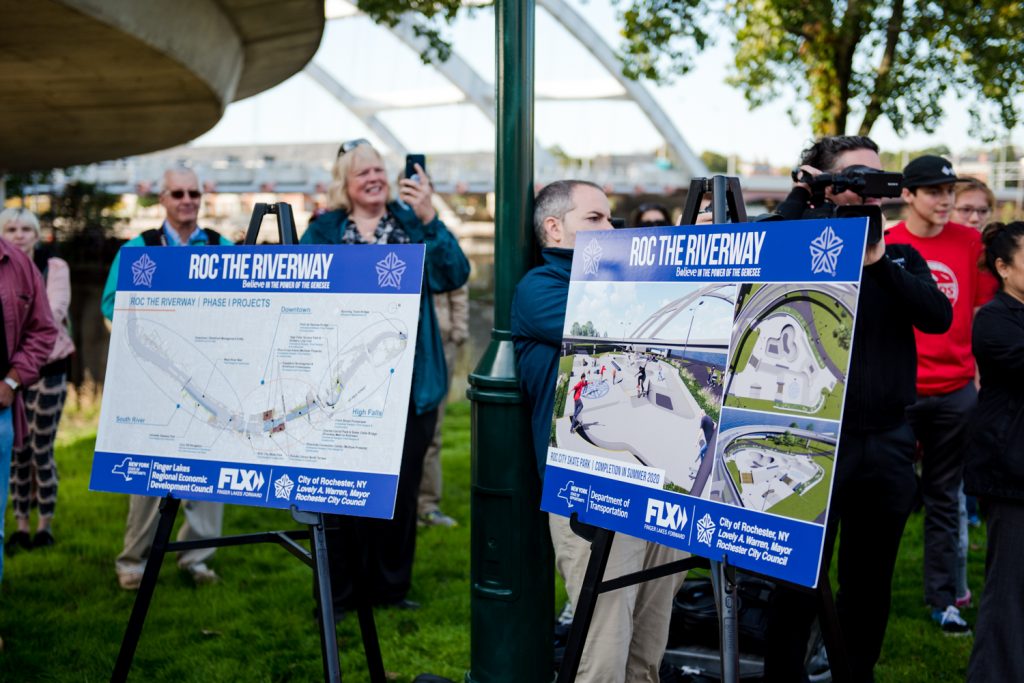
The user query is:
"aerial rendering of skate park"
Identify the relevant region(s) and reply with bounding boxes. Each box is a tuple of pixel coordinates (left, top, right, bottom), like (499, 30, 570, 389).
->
(706, 408, 839, 524)
(551, 282, 736, 494)
(723, 283, 858, 421)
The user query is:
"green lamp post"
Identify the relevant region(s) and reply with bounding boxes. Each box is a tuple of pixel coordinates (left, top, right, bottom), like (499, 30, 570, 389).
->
(466, 0, 553, 682)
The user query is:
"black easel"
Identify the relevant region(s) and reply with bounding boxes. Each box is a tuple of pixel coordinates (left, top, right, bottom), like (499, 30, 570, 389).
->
(110, 203, 386, 683)
(556, 178, 852, 683)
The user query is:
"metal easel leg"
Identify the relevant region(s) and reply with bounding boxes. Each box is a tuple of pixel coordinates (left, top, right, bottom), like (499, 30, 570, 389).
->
(111, 496, 180, 683)
(710, 557, 740, 683)
(306, 511, 343, 683)
(555, 522, 615, 683)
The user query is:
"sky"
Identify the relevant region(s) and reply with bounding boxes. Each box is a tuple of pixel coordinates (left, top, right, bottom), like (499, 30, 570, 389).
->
(564, 281, 736, 343)
(194, 1, 1024, 167)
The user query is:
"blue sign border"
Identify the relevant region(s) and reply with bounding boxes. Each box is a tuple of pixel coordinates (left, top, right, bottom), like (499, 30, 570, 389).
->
(542, 217, 868, 587)
(93, 243, 426, 519)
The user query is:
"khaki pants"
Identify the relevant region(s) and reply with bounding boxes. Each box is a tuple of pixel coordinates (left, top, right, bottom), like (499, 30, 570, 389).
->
(115, 494, 224, 576)
(550, 514, 687, 683)
(418, 340, 459, 516)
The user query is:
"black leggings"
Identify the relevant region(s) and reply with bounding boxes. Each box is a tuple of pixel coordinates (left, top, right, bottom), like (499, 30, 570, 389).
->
(324, 401, 438, 607)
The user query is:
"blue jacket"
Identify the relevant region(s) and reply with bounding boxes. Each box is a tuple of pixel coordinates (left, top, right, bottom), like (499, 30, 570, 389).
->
(301, 202, 470, 415)
(510, 248, 573, 479)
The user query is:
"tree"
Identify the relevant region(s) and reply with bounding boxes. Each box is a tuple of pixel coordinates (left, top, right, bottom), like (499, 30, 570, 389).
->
(45, 181, 121, 240)
(614, 0, 1024, 139)
(361, 1, 1023, 140)
(836, 324, 851, 351)
(701, 150, 730, 173)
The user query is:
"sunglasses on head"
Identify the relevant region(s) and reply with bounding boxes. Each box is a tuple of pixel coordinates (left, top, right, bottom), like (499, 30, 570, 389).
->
(337, 138, 370, 157)
(167, 189, 202, 200)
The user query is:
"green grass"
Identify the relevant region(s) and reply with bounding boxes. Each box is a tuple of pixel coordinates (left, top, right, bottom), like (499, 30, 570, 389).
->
(551, 355, 574, 445)
(730, 327, 761, 374)
(763, 455, 833, 522)
(727, 460, 742, 492)
(806, 294, 852, 378)
(725, 387, 844, 422)
(0, 402, 474, 683)
(668, 361, 720, 422)
(0, 400, 989, 682)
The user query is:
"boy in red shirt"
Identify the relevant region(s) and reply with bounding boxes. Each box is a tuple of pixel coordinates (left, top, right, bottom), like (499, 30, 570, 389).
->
(886, 155, 998, 634)
(570, 376, 588, 433)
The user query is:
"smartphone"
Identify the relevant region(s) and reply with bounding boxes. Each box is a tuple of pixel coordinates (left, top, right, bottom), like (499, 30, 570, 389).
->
(405, 154, 426, 181)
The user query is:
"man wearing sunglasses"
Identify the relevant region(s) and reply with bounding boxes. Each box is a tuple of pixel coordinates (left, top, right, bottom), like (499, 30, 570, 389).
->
(101, 167, 228, 590)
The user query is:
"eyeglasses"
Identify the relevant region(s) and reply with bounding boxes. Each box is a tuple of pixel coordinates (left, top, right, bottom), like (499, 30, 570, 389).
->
(954, 206, 990, 217)
(337, 138, 370, 157)
(167, 189, 202, 200)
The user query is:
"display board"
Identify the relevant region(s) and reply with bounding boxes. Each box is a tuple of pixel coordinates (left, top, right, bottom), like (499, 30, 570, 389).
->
(90, 244, 425, 519)
(540, 218, 867, 586)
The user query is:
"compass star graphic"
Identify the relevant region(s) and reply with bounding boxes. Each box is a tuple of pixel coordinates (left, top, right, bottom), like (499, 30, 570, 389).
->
(696, 513, 716, 546)
(376, 251, 407, 289)
(582, 239, 603, 276)
(273, 474, 294, 500)
(131, 254, 157, 287)
(809, 225, 844, 276)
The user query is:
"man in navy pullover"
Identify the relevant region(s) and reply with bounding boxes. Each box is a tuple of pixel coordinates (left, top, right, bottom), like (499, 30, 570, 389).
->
(511, 181, 687, 683)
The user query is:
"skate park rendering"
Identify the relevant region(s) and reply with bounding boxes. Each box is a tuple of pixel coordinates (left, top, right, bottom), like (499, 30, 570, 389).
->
(724, 283, 857, 421)
(706, 409, 838, 524)
(552, 283, 736, 495)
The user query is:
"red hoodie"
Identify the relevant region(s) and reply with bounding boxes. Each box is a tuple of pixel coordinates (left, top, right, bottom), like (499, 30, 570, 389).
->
(886, 221, 998, 395)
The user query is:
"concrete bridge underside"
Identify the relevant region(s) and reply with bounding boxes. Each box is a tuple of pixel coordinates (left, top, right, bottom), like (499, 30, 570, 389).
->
(0, 0, 324, 171)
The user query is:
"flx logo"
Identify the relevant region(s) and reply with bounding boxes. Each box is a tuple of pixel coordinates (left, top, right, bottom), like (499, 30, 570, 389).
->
(218, 468, 265, 492)
(645, 499, 688, 531)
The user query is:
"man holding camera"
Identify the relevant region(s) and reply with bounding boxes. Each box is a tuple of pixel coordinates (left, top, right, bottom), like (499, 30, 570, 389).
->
(885, 155, 997, 634)
(765, 137, 953, 682)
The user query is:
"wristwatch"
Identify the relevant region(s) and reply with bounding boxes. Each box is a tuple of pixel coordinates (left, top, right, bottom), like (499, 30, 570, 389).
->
(3, 377, 19, 392)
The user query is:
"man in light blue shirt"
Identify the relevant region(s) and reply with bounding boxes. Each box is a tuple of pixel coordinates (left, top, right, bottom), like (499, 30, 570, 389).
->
(102, 167, 227, 589)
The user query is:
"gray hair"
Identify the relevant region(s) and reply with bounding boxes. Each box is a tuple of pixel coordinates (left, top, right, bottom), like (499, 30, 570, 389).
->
(161, 166, 199, 192)
(0, 207, 41, 237)
(533, 180, 603, 246)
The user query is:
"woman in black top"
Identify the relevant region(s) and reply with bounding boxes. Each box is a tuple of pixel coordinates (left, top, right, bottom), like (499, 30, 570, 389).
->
(965, 221, 1024, 682)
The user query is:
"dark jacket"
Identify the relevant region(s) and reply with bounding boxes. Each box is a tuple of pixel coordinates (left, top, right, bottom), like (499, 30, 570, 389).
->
(965, 291, 1024, 501)
(510, 248, 573, 478)
(301, 202, 470, 415)
(775, 187, 813, 221)
(842, 244, 952, 431)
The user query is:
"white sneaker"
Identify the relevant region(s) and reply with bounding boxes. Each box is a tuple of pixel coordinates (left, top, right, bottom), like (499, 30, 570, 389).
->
(186, 562, 219, 585)
(117, 570, 144, 591)
(557, 600, 575, 626)
(932, 605, 970, 636)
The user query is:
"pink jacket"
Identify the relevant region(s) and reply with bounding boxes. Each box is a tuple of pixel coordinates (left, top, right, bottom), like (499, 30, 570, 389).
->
(43, 257, 76, 363)
(0, 239, 58, 447)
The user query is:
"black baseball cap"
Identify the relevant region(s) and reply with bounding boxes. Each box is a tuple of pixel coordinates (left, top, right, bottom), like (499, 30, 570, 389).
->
(902, 155, 958, 189)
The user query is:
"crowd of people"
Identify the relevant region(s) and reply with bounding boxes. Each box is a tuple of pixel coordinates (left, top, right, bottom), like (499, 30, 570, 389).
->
(1, 133, 1022, 680)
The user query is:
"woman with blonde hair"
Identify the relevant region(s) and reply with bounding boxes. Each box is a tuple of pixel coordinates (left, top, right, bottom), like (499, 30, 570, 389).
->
(0, 208, 74, 551)
(301, 140, 469, 614)
(953, 178, 996, 230)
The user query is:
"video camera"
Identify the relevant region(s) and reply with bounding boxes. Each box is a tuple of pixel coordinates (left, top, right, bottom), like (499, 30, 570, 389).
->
(791, 165, 903, 244)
